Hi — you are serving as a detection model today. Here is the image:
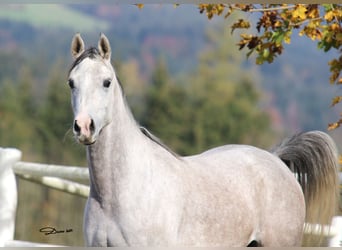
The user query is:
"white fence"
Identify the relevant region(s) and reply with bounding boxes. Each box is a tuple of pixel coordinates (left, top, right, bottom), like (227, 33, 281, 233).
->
(0, 147, 341, 247)
(0, 148, 89, 247)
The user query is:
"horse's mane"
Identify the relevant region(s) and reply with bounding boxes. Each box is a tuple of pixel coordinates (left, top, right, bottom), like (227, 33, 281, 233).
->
(68, 47, 100, 75)
(140, 127, 180, 158)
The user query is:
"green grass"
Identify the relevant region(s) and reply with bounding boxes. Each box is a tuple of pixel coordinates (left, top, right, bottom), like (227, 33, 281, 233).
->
(0, 4, 110, 32)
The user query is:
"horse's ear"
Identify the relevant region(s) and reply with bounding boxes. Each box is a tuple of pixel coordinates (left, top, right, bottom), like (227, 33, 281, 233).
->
(98, 33, 111, 60)
(71, 33, 85, 59)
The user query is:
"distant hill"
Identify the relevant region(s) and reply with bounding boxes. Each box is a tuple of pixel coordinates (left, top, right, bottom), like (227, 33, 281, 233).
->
(0, 4, 109, 32)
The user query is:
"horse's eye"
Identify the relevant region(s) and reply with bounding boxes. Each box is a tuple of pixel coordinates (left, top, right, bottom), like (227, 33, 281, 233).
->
(68, 79, 75, 89)
(103, 79, 112, 88)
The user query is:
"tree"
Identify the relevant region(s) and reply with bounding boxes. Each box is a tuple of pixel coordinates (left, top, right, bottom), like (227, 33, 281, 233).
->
(196, 4, 342, 129)
(39, 61, 86, 165)
(141, 23, 273, 155)
(0, 67, 37, 153)
(185, 22, 272, 152)
(140, 57, 193, 155)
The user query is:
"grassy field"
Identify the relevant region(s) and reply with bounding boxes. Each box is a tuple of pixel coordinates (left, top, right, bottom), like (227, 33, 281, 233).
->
(0, 4, 110, 32)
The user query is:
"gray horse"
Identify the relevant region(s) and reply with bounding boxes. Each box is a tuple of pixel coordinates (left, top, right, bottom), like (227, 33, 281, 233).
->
(67, 33, 339, 247)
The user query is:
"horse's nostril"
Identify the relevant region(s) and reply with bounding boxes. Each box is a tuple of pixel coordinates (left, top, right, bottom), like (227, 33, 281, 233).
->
(90, 119, 95, 132)
(74, 120, 81, 134)
(73, 116, 94, 138)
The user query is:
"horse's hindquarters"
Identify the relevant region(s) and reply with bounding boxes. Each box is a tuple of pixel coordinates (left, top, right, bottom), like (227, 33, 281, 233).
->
(185, 145, 306, 246)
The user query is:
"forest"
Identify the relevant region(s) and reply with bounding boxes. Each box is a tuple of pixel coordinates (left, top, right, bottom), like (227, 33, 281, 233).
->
(0, 4, 340, 246)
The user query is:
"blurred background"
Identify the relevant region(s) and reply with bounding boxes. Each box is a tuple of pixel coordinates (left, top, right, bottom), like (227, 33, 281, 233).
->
(0, 4, 341, 246)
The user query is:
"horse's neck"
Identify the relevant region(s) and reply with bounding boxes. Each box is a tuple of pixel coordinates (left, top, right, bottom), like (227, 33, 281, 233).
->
(86, 93, 167, 204)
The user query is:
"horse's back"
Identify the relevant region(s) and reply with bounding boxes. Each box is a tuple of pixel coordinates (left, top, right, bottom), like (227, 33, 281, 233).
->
(182, 144, 305, 246)
(185, 144, 297, 182)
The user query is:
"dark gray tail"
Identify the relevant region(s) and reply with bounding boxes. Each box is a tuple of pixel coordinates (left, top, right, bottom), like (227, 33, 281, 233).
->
(272, 131, 339, 245)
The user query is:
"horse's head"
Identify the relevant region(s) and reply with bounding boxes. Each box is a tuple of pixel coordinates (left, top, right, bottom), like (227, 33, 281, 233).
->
(68, 33, 116, 145)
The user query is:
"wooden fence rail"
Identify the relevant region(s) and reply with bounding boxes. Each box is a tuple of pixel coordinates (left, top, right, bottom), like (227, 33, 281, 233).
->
(13, 161, 90, 198)
(13, 161, 89, 182)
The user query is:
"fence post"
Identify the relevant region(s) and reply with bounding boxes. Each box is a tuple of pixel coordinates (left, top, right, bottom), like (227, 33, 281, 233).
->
(329, 216, 342, 247)
(0, 148, 22, 247)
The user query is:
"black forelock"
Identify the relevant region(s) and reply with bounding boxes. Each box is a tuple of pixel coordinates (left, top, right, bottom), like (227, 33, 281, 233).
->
(68, 47, 100, 75)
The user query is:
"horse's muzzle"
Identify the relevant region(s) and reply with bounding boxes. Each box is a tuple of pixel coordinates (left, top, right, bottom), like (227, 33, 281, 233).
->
(73, 114, 96, 145)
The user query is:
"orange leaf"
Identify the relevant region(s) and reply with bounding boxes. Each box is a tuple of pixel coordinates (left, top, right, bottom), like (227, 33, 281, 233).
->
(135, 4, 144, 9)
(293, 5, 307, 20)
(324, 10, 334, 22)
(331, 96, 342, 106)
(328, 122, 339, 130)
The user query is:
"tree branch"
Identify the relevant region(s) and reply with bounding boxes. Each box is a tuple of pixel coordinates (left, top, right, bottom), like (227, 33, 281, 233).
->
(231, 4, 297, 13)
(290, 17, 323, 27)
